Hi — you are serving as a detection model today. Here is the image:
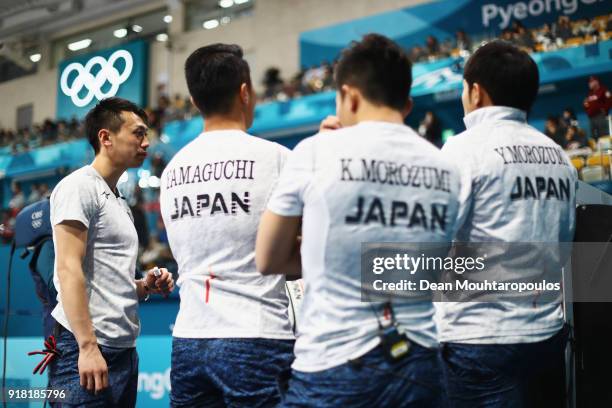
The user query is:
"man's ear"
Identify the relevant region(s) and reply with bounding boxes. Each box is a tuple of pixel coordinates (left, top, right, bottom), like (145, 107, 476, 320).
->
(240, 83, 250, 105)
(470, 83, 482, 108)
(472, 83, 494, 108)
(345, 86, 360, 114)
(99, 129, 111, 149)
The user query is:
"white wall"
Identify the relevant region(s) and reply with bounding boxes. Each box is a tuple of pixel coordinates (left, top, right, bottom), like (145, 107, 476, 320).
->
(0, 65, 57, 129)
(0, 0, 429, 128)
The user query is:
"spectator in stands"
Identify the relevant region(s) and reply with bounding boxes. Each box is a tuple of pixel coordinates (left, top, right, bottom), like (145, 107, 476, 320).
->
(544, 115, 567, 148)
(166, 94, 187, 121)
(565, 125, 589, 150)
(583, 75, 611, 139)
(39, 183, 50, 199)
(456, 29, 472, 52)
(410, 45, 427, 62)
(574, 18, 597, 37)
(554, 16, 573, 44)
(283, 72, 304, 99)
(18, 128, 31, 151)
(514, 25, 535, 51)
(303, 63, 329, 93)
(68, 117, 80, 136)
(510, 20, 525, 33)
(8, 181, 25, 214)
(321, 61, 334, 90)
(31, 124, 43, 146)
(425, 35, 441, 59)
(262, 67, 285, 100)
(560, 107, 578, 129)
(153, 94, 170, 130)
(41, 119, 57, 144)
(440, 37, 454, 56)
(535, 23, 555, 50)
(57, 121, 70, 142)
(28, 182, 42, 204)
(418, 110, 443, 148)
(501, 29, 514, 43)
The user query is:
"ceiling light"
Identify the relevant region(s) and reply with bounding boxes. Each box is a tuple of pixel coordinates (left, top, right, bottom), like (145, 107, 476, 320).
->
(219, 0, 233, 8)
(234, 0, 249, 4)
(67, 38, 92, 51)
(203, 19, 219, 29)
(163, 15, 173, 23)
(156, 33, 169, 42)
(113, 28, 128, 38)
(132, 24, 143, 33)
(29, 53, 41, 63)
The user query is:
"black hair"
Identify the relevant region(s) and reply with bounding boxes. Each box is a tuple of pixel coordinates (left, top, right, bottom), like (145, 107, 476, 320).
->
(464, 40, 539, 113)
(84, 97, 148, 154)
(334, 33, 412, 111)
(184, 43, 251, 116)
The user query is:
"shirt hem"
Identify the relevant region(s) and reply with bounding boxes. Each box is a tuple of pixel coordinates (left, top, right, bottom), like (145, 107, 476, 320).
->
(52, 312, 138, 349)
(172, 330, 295, 340)
(266, 205, 303, 217)
(438, 323, 563, 344)
(291, 337, 381, 373)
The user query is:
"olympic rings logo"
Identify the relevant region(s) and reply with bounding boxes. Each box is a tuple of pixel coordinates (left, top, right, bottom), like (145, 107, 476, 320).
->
(60, 49, 133, 107)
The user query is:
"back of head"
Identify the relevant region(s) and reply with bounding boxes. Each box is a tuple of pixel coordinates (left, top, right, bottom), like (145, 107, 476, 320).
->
(334, 34, 412, 112)
(464, 40, 539, 113)
(184, 43, 251, 117)
(84, 97, 148, 154)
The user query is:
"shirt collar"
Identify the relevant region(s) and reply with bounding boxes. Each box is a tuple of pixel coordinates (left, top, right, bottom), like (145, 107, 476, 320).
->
(463, 106, 527, 129)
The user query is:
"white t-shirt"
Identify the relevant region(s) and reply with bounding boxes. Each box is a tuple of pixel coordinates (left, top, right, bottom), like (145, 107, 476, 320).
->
(51, 165, 140, 348)
(436, 106, 577, 344)
(267, 121, 461, 372)
(159, 130, 294, 340)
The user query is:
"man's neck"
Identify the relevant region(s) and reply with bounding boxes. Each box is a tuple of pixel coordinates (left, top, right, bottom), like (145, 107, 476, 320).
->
(204, 113, 248, 132)
(91, 155, 125, 192)
(355, 107, 405, 125)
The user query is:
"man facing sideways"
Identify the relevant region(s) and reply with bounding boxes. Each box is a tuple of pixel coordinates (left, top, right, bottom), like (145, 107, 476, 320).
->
(256, 34, 460, 407)
(48, 97, 174, 407)
(159, 44, 294, 407)
(436, 41, 577, 407)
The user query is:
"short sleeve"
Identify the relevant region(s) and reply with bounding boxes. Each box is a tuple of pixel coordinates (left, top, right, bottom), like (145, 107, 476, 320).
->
(276, 143, 291, 175)
(267, 138, 314, 217)
(50, 175, 98, 229)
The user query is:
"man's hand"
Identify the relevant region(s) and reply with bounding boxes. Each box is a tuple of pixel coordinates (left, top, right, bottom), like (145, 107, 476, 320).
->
(144, 267, 175, 297)
(319, 115, 342, 132)
(78, 343, 108, 394)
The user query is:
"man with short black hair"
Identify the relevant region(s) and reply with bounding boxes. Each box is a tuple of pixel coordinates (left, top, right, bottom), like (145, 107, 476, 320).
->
(160, 44, 294, 407)
(256, 34, 460, 407)
(436, 41, 577, 407)
(48, 97, 174, 407)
